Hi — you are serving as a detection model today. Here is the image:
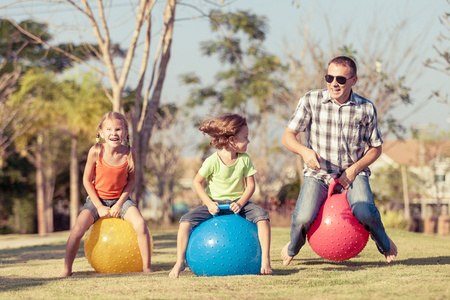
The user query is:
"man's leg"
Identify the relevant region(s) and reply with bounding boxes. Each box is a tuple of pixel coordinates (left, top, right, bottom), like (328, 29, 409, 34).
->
(282, 177, 328, 265)
(347, 175, 397, 263)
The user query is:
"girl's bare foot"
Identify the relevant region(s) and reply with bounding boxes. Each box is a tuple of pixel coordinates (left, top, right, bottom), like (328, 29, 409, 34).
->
(169, 262, 185, 278)
(385, 237, 398, 264)
(58, 269, 73, 278)
(143, 267, 153, 273)
(281, 242, 294, 266)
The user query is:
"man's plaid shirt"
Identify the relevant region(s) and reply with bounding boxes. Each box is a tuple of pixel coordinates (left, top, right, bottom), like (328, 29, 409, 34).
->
(287, 89, 383, 183)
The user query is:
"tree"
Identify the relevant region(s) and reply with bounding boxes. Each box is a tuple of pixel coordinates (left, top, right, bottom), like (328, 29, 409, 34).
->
(183, 10, 287, 203)
(145, 105, 186, 227)
(425, 0, 449, 105)
(4, 0, 176, 206)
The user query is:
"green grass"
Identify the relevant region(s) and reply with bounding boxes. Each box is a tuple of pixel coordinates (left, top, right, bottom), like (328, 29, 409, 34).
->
(1, 227, 449, 299)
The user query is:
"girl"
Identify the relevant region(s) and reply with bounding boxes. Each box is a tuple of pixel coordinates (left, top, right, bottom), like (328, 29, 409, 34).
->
(169, 113, 272, 278)
(59, 112, 152, 277)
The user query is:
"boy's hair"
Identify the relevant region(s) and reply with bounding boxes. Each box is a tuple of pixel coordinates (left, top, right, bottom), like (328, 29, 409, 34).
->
(93, 112, 134, 173)
(328, 56, 357, 76)
(199, 113, 247, 149)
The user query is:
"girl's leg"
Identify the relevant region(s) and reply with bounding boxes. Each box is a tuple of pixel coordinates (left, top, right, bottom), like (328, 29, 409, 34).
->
(169, 222, 191, 278)
(123, 206, 152, 273)
(256, 220, 272, 275)
(59, 210, 94, 277)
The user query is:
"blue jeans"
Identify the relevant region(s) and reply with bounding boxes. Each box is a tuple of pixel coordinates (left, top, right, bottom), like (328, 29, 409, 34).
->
(288, 175, 391, 257)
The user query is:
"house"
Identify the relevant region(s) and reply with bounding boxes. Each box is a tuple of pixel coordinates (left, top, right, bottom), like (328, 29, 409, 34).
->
(371, 139, 450, 219)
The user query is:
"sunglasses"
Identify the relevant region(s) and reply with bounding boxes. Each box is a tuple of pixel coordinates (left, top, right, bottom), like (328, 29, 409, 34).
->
(324, 75, 355, 85)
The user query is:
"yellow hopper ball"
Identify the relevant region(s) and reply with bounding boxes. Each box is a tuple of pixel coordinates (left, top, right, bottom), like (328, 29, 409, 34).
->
(84, 217, 153, 273)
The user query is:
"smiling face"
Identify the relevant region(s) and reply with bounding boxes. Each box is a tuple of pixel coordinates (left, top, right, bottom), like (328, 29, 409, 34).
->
(230, 125, 250, 153)
(100, 118, 127, 148)
(326, 63, 358, 104)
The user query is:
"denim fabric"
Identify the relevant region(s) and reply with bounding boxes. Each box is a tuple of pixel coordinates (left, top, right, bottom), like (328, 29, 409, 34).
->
(180, 200, 269, 228)
(288, 175, 390, 257)
(81, 197, 137, 222)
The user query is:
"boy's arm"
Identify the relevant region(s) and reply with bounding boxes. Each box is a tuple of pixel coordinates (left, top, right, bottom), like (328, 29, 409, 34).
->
(231, 175, 256, 213)
(193, 172, 219, 215)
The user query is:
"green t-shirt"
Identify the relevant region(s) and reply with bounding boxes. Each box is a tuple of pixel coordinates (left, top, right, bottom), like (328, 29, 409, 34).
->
(198, 152, 257, 201)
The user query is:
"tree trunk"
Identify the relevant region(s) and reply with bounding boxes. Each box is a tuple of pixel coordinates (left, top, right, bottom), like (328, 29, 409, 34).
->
(36, 134, 47, 235)
(133, 0, 176, 206)
(70, 135, 80, 228)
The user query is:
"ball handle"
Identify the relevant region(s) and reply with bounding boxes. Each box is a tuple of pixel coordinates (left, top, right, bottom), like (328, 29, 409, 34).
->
(214, 204, 238, 217)
(328, 179, 348, 198)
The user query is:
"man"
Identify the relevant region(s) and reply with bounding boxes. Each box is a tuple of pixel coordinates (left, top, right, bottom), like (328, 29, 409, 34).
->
(281, 56, 397, 265)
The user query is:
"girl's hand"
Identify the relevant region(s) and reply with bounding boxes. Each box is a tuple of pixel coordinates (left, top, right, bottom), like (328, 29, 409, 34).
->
(110, 205, 123, 218)
(230, 202, 243, 214)
(207, 203, 219, 215)
(98, 206, 110, 218)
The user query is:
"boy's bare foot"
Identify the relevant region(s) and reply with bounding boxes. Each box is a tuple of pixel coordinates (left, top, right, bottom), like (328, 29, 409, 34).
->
(385, 237, 398, 264)
(281, 242, 294, 266)
(260, 258, 273, 275)
(58, 270, 73, 278)
(169, 262, 185, 278)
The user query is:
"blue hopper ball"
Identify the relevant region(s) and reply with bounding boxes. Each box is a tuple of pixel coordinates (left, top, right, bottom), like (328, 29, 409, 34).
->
(186, 204, 261, 276)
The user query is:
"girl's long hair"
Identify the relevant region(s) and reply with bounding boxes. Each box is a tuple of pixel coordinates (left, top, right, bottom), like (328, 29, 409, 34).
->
(93, 112, 134, 173)
(199, 113, 247, 149)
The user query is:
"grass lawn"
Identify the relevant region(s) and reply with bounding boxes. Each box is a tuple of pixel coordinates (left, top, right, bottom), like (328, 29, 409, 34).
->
(0, 227, 449, 299)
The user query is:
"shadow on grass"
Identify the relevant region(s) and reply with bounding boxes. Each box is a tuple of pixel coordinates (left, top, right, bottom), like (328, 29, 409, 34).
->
(297, 255, 450, 270)
(0, 242, 71, 266)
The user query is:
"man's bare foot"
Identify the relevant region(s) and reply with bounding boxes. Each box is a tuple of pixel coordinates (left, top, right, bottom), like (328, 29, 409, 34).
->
(281, 242, 294, 266)
(58, 269, 73, 278)
(169, 262, 185, 278)
(385, 237, 398, 264)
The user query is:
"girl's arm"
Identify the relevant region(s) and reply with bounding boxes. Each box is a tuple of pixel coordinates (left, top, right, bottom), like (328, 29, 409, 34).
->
(230, 175, 256, 213)
(110, 147, 137, 217)
(192, 172, 219, 215)
(83, 146, 110, 218)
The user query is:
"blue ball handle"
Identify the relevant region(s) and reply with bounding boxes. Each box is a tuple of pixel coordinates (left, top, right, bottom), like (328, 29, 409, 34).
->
(214, 204, 237, 217)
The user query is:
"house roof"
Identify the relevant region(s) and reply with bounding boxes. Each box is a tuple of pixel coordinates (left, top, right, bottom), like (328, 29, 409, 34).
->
(382, 139, 450, 167)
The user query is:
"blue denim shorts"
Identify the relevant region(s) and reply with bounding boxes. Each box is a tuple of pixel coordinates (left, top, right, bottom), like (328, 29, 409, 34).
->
(180, 200, 270, 228)
(81, 196, 137, 222)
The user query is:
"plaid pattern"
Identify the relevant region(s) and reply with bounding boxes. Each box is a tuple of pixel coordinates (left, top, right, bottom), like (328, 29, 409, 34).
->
(287, 89, 383, 183)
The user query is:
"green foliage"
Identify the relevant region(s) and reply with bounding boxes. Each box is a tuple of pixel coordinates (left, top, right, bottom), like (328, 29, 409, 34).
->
(7, 195, 36, 234)
(380, 209, 410, 230)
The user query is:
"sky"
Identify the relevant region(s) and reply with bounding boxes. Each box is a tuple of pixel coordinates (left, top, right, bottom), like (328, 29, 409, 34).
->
(2, 0, 449, 138)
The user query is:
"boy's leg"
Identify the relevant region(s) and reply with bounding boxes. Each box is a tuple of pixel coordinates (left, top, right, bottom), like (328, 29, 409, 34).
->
(59, 210, 94, 277)
(169, 205, 212, 278)
(123, 206, 152, 273)
(256, 220, 272, 275)
(347, 175, 397, 263)
(169, 222, 191, 278)
(282, 177, 328, 266)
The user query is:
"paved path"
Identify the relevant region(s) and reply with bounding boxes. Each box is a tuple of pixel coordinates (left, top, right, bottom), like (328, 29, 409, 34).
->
(0, 231, 70, 250)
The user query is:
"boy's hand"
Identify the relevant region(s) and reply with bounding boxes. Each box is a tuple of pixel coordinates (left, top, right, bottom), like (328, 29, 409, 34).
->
(230, 202, 243, 214)
(207, 203, 219, 215)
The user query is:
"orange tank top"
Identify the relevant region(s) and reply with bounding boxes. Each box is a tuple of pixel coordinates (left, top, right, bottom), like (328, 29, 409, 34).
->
(94, 152, 129, 199)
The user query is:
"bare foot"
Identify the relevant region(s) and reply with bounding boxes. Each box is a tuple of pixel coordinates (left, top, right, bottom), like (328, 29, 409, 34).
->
(281, 242, 294, 266)
(385, 237, 398, 264)
(260, 258, 273, 275)
(143, 267, 153, 273)
(58, 269, 73, 278)
(169, 262, 185, 278)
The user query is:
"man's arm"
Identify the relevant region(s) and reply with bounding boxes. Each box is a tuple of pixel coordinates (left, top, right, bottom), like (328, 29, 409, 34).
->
(281, 127, 322, 171)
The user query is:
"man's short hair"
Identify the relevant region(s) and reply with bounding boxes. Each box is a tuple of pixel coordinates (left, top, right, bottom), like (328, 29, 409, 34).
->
(329, 56, 357, 76)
